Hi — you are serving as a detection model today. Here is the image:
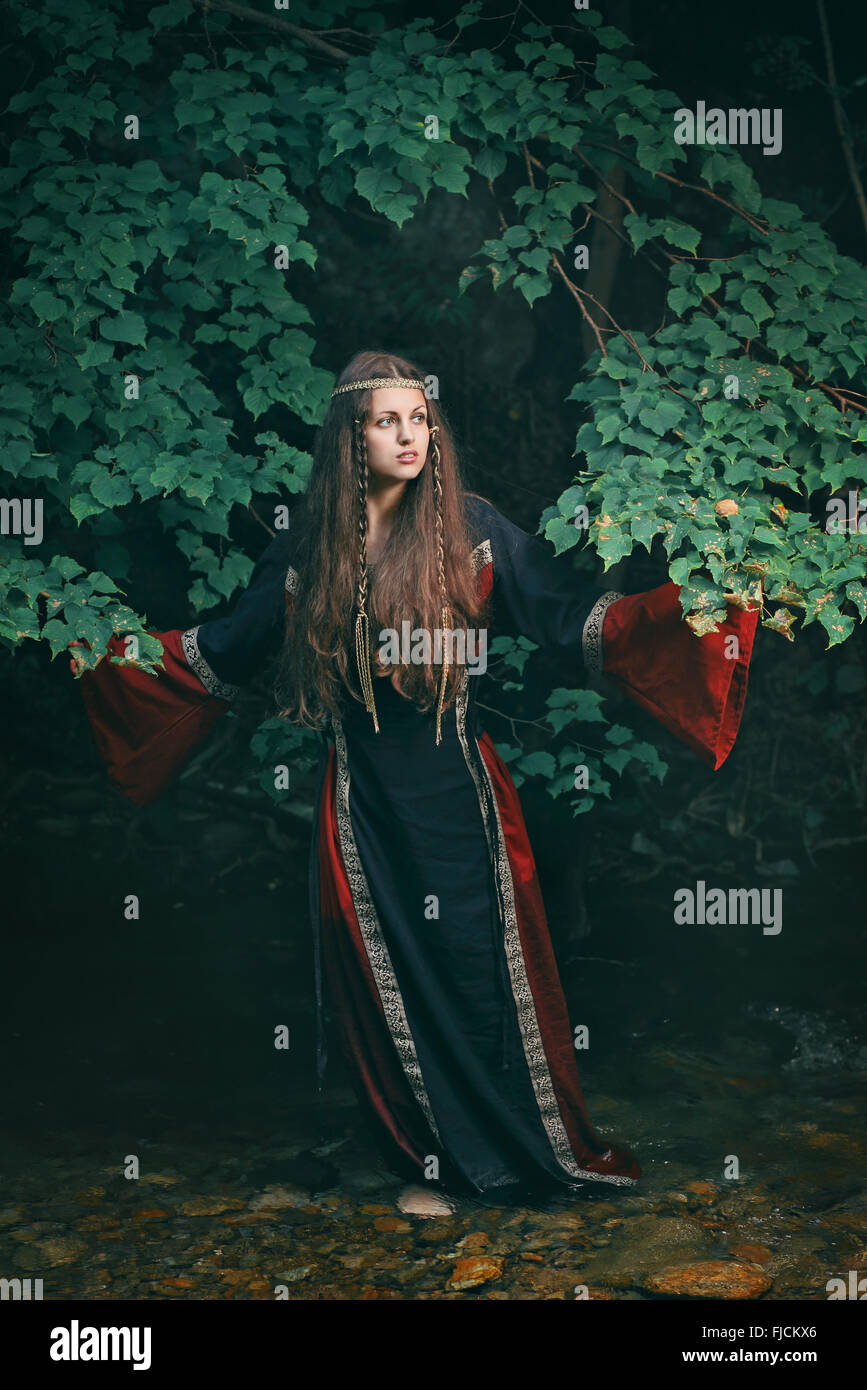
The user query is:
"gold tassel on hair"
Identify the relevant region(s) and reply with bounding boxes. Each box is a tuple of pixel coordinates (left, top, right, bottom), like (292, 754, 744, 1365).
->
(354, 608, 379, 733)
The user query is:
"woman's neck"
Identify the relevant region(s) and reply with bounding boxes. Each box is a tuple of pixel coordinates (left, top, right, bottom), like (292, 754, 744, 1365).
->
(366, 478, 406, 563)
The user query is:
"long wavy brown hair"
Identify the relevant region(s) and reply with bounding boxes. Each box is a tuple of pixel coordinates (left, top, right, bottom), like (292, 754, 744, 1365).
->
(272, 350, 487, 729)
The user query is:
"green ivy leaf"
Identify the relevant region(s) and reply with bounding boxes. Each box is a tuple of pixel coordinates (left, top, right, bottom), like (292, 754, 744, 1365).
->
(99, 311, 147, 346)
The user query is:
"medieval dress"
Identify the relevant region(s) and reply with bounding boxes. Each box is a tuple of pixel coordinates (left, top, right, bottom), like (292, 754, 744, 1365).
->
(77, 494, 758, 1197)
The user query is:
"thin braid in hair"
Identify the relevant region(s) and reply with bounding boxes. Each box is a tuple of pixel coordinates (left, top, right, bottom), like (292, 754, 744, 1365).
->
(430, 425, 451, 746)
(353, 416, 379, 731)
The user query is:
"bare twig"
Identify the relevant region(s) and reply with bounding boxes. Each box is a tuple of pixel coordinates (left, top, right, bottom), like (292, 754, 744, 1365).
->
(816, 0, 867, 238)
(549, 254, 609, 357)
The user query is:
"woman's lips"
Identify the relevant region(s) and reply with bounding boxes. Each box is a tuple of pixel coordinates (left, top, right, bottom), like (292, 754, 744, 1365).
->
(396, 452, 417, 461)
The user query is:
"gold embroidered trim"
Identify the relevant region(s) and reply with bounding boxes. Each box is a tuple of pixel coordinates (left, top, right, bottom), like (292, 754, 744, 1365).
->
(180, 626, 241, 701)
(330, 717, 443, 1144)
(470, 538, 492, 576)
(454, 671, 636, 1186)
(582, 591, 623, 673)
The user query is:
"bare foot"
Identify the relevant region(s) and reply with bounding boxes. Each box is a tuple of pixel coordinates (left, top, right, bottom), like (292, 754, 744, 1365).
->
(396, 1183, 455, 1218)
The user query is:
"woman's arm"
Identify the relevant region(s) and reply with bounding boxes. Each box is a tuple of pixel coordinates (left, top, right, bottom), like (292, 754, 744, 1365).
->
(472, 496, 758, 769)
(72, 529, 295, 805)
(467, 494, 617, 660)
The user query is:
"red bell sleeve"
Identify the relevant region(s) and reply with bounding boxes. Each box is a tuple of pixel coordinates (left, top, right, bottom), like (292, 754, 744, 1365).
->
(77, 628, 234, 807)
(590, 583, 759, 770)
(75, 530, 297, 806)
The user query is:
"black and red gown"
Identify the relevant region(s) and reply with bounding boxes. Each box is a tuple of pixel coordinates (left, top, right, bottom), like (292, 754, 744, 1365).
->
(76, 494, 758, 1197)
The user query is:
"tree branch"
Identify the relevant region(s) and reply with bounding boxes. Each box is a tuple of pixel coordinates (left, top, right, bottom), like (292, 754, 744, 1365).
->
(190, 0, 351, 64)
(550, 253, 608, 358)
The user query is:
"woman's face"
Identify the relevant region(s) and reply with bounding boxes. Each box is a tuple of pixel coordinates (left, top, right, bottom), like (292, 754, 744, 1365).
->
(362, 387, 430, 487)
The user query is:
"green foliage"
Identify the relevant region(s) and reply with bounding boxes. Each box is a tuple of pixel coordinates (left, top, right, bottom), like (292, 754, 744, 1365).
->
(487, 644, 667, 814)
(2, 0, 865, 806)
(249, 715, 321, 806)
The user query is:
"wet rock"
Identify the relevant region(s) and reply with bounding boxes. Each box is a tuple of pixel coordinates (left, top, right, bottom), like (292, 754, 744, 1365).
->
(760, 1257, 824, 1299)
(131, 1208, 170, 1221)
(514, 1233, 553, 1253)
(571, 1213, 714, 1290)
(72, 1188, 106, 1205)
(729, 1242, 773, 1264)
(273, 1266, 313, 1283)
(0, 1206, 26, 1227)
(369, 1255, 402, 1271)
(419, 1222, 458, 1244)
(643, 1260, 773, 1299)
(179, 1197, 247, 1216)
(360, 1204, 393, 1215)
(447, 1256, 504, 1291)
(456, 1231, 490, 1254)
(373, 1217, 412, 1234)
(762, 1232, 832, 1275)
(13, 1246, 44, 1272)
(335, 1253, 368, 1270)
(10, 1223, 61, 1243)
(221, 1210, 283, 1226)
(618, 1195, 657, 1215)
(216, 1269, 256, 1287)
(820, 1209, 867, 1232)
(539, 1206, 586, 1239)
(804, 1132, 863, 1155)
(501, 1212, 530, 1230)
(684, 1181, 718, 1201)
(76, 1215, 119, 1232)
(395, 1261, 433, 1288)
(586, 1201, 619, 1218)
(523, 1265, 580, 1298)
(34, 1236, 89, 1267)
(43, 1202, 94, 1224)
(248, 1186, 311, 1212)
(718, 1191, 775, 1222)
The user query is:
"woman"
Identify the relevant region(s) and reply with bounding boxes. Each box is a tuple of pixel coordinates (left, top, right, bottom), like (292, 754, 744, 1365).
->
(72, 350, 758, 1215)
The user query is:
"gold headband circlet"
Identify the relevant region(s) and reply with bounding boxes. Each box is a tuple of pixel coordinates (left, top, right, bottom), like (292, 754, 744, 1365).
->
(331, 376, 427, 397)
